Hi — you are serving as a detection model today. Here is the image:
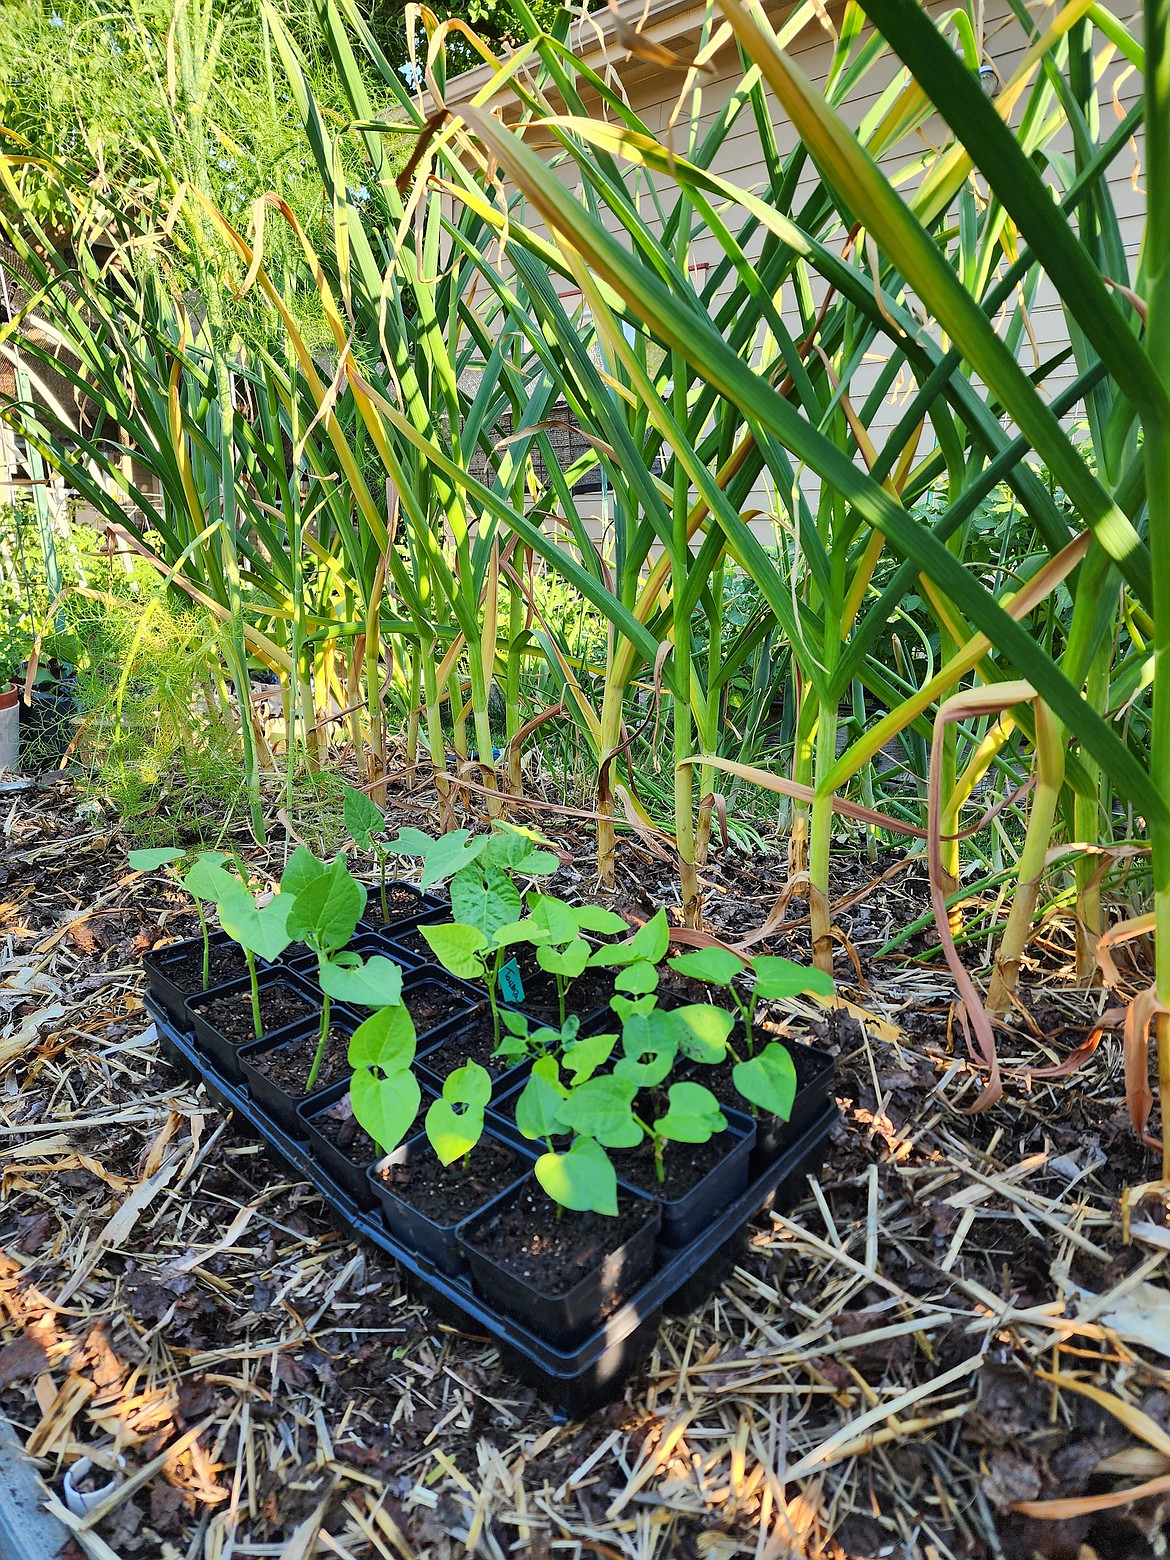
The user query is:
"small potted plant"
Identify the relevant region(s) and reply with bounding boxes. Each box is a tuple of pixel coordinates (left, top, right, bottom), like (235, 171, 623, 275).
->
(239, 851, 410, 1126)
(298, 1000, 429, 1204)
(549, 987, 755, 1248)
(297, 967, 481, 1201)
(458, 1061, 662, 1337)
(136, 850, 263, 1022)
(368, 1058, 530, 1276)
(666, 947, 836, 1169)
(410, 826, 558, 1041)
(341, 786, 445, 931)
(182, 863, 318, 1080)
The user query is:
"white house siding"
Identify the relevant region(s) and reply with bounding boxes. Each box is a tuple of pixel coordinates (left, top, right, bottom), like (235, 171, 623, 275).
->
(444, 0, 1145, 542)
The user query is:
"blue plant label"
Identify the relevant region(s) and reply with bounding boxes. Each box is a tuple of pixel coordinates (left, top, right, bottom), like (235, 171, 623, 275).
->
(499, 958, 525, 1004)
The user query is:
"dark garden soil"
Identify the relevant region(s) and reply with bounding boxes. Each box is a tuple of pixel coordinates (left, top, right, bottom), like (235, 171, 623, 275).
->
(608, 1124, 736, 1199)
(374, 1136, 523, 1224)
(1, 772, 1167, 1560)
(362, 884, 426, 927)
(417, 1005, 524, 1078)
(153, 940, 252, 992)
(389, 925, 432, 960)
(310, 1090, 429, 1163)
(247, 1023, 353, 1096)
(194, 978, 318, 1044)
(464, 1178, 655, 1298)
(500, 962, 617, 1027)
(403, 977, 466, 1037)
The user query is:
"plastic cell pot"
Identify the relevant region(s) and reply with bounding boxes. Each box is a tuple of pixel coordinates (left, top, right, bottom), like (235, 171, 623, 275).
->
(415, 1002, 543, 1101)
(238, 1007, 362, 1134)
(367, 1130, 532, 1278)
(19, 688, 77, 769)
(358, 882, 448, 937)
(142, 929, 257, 1028)
(610, 1107, 757, 1249)
(747, 1040, 836, 1176)
(185, 968, 322, 1082)
(459, 1173, 662, 1340)
(299, 1074, 435, 1207)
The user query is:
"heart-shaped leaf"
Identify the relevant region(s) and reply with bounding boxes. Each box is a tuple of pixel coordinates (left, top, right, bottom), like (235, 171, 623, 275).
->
(391, 829, 486, 889)
(451, 866, 522, 938)
(129, 847, 184, 871)
(613, 1009, 677, 1087)
(343, 785, 385, 850)
(667, 946, 744, 987)
(733, 1042, 798, 1121)
(387, 826, 442, 856)
(183, 857, 244, 904)
(609, 992, 657, 1023)
(425, 1097, 485, 1166)
(591, 908, 670, 969)
(751, 955, 835, 1001)
(350, 1067, 421, 1156)
(572, 905, 629, 937)
(562, 1030, 617, 1085)
(441, 1059, 493, 1112)
(526, 894, 580, 944)
(495, 893, 579, 949)
(286, 857, 366, 952)
(514, 849, 559, 877)
(653, 1081, 727, 1144)
(319, 954, 404, 1009)
(280, 845, 328, 897)
(421, 921, 489, 979)
(614, 960, 658, 995)
(537, 937, 590, 979)
(515, 1056, 568, 1141)
(668, 1003, 734, 1064)
(348, 1003, 417, 1070)
(217, 887, 295, 962)
(536, 1136, 618, 1216)
(556, 1074, 641, 1148)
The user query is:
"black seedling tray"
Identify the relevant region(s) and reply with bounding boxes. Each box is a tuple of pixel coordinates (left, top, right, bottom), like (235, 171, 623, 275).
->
(147, 995, 837, 1416)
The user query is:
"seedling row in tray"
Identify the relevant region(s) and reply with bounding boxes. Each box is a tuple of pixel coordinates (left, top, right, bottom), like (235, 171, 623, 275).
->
(135, 794, 837, 1361)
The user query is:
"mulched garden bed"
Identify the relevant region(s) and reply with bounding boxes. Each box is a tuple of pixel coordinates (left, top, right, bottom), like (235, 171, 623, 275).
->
(1, 772, 1167, 1560)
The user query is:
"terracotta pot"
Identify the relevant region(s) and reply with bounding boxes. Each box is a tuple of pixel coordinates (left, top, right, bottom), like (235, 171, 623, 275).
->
(0, 682, 20, 772)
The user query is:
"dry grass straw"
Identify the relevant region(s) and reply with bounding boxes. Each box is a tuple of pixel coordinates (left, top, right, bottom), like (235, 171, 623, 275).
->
(1, 780, 1169, 1556)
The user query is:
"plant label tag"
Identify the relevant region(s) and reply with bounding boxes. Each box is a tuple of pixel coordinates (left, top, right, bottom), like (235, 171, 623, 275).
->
(499, 958, 526, 1004)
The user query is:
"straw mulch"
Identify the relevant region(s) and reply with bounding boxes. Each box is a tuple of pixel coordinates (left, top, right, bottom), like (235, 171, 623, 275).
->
(2, 776, 1169, 1560)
